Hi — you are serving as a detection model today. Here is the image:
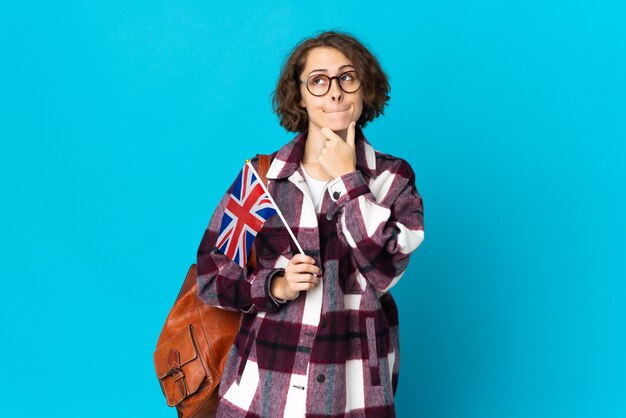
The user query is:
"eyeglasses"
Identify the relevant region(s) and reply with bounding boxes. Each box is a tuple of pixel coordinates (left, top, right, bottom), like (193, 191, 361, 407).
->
(300, 71, 362, 97)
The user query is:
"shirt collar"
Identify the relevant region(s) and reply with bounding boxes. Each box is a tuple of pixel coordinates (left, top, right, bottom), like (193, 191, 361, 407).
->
(266, 127, 377, 180)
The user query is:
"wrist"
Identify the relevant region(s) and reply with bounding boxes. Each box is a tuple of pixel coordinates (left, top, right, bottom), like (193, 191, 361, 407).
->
(270, 273, 299, 301)
(270, 273, 290, 301)
(334, 166, 356, 179)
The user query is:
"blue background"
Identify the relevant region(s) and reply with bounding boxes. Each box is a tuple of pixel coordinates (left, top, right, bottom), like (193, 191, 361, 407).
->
(1, 1, 625, 417)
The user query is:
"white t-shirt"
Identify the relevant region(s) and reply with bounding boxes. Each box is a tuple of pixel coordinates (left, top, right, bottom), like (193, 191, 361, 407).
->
(300, 163, 331, 213)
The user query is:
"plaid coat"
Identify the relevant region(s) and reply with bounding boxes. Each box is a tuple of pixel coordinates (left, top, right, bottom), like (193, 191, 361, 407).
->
(197, 128, 424, 418)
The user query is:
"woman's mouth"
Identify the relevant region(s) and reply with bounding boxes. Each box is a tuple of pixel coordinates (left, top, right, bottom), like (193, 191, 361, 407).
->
(324, 107, 350, 113)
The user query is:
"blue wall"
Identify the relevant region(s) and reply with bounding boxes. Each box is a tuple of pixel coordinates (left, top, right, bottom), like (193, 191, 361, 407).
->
(1, 1, 624, 417)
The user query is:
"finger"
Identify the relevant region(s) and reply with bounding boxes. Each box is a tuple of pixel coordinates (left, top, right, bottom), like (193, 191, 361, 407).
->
(346, 121, 356, 148)
(289, 263, 322, 276)
(284, 275, 319, 291)
(320, 127, 341, 142)
(290, 282, 317, 292)
(290, 253, 316, 265)
(290, 272, 321, 280)
(290, 272, 320, 284)
(287, 257, 320, 270)
(286, 267, 321, 280)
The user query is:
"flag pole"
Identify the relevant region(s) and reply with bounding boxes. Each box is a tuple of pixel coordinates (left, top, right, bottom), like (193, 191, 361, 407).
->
(246, 160, 305, 255)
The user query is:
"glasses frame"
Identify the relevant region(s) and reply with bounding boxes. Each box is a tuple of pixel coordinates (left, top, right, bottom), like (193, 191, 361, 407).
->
(300, 71, 362, 97)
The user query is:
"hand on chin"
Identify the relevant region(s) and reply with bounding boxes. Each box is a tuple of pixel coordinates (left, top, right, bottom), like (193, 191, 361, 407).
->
(322, 121, 350, 137)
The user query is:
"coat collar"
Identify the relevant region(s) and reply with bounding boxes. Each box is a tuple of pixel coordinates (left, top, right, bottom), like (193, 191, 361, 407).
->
(266, 127, 377, 180)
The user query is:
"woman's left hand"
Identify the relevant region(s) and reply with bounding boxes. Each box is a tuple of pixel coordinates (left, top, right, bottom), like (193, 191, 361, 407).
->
(319, 121, 357, 179)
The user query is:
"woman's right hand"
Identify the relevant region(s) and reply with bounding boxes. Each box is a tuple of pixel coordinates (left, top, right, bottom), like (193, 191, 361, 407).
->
(270, 254, 322, 301)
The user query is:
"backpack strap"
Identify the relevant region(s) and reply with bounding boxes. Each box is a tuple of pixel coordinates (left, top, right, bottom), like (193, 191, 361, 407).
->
(257, 154, 271, 186)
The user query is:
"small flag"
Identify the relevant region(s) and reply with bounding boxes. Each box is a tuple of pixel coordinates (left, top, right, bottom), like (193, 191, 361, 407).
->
(215, 161, 278, 267)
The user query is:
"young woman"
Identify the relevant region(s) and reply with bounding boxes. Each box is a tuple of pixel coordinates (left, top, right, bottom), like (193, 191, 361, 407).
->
(197, 31, 425, 418)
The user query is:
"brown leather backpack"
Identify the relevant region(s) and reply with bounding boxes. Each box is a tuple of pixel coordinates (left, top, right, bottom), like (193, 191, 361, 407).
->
(154, 155, 271, 417)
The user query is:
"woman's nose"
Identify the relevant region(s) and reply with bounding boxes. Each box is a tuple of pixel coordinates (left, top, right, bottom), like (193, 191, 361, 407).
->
(329, 78, 343, 102)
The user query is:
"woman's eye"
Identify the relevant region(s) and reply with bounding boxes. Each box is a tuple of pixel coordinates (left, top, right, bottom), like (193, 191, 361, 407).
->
(340, 73, 353, 82)
(312, 76, 328, 86)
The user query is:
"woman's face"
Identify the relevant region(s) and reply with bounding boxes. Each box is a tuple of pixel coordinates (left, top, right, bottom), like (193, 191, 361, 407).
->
(299, 47, 364, 134)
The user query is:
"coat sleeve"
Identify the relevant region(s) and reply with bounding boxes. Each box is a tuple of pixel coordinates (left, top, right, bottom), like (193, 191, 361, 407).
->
(196, 158, 285, 313)
(326, 158, 424, 292)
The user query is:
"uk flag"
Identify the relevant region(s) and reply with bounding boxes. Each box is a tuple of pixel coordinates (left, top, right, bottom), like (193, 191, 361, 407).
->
(215, 162, 278, 267)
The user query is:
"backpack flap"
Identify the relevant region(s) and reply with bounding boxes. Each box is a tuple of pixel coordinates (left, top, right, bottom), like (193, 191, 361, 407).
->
(154, 324, 208, 406)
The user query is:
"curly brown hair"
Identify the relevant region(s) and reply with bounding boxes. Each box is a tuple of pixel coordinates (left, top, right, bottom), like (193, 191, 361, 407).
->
(272, 31, 391, 133)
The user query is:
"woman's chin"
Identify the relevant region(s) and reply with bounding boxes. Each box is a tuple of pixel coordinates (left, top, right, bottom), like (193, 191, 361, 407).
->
(324, 120, 351, 133)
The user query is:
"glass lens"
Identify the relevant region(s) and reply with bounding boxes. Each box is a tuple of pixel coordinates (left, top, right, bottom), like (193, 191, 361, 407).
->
(338, 71, 360, 93)
(307, 75, 330, 96)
